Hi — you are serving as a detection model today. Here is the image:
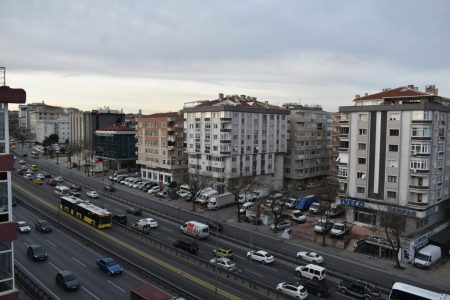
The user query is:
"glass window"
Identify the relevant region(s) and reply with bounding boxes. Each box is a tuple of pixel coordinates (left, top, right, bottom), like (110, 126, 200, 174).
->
(387, 176, 397, 183)
(358, 157, 366, 164)
(389, 129, 399, 136)
(359, 114, 368, 121)
(0, 182, 8, 217)
(358, 143, 366, 150)
(359, 129, 367, 135)
(357, 172, 366, 179)
(357, 186, 365, 193)
(387, 191, 397, 199)
(354, 208, 377, 226)
(0, 250, 13, 281)
(388, 145, 398, 152)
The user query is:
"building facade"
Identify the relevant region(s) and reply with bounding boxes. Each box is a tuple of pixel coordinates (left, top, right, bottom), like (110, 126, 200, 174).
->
(137, 112, 187, 185)
(0, 84, 26, 300)
(330, 112, 341, 177)
(338, 85, 450, 235)
(283, 103, 332, 186)
(183, 94, 289, 191)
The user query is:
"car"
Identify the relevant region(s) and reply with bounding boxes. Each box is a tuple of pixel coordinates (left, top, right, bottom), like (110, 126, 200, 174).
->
(86, 191, 99, 199)
(96, 257, 123, 276)
(306, 182, 317, 189)
(156, 190, 168, 198)
(16, 221, 31, 233)
(55, 270, 80, 291)
(207, 221, 224, 232)
(244, 215, 262, 225)
(314, 220, 333, 234)
(139, 218, 158, 228)
(298, 185, 306, 191)
(276, 282, 308, 300)
(112, 214, 127, 224)
(19, 160, 26, 164)
(68, 184, 81, 191)
(126, 207, 142, 216)
(173, 239, 199, 254)
(176, 190, 191, 199)
(297, 251, 324, 264)
(47, 179, 57, 186)
(35, 220, 52, 233)
(338, 280, 380, 299)
(104, 185, 115, 192)
(54, 176, 64, 182)
(213, 248, 233, 259)
(33, 178, 43, 185)
(271, 220, 291, 232)
(16, 168, 25, 175)
(43, 172, 51, 178)
(295, 264, 326, 281)
(246, 250, 274, 264)
(209, 257, 237, 271)
(239, 202, 254, 214)
(23, 173, 33, 180)
(69, 189, 80, 196)
(35, 173, 45, 179)
(291, 210, 306, 223)
(27, 245, 48, 261)
(147, 186, 161, 194)
(298, 279, 330, 298)
(30, 164, 38, 171)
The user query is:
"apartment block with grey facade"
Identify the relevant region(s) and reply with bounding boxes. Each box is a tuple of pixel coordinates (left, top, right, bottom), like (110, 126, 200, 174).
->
(183, 94, 289, 191)
(283, 103, 332, 187)
(338, 85, 450, 235)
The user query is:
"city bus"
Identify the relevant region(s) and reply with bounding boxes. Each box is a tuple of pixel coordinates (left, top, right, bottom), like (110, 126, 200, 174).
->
(389, 282, 449, 300)
(60, 196, 112, 229)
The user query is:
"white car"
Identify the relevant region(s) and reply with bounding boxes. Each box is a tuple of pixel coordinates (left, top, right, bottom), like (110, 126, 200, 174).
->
(19, 160, 26, 165)
(176, 190, 191, 199)
(17, 221, 31, 233)
(209, 257, 237, 271)
(36, 173, 45, 179)
(54, 176, 64, 182)
(139, 218, 158, 228)
(276, 282, 308, 300)
(246, 250, 274, 264)
(147, 186, 161, 194)
(86, 191, 99, 199)
(239, 202, 254, 214)
(23, 173, 33, 180)
(291, 210, 306, 223)
(296, 251, 324, 264)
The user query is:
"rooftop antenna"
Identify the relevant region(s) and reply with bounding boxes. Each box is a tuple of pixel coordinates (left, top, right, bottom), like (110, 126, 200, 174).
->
(0, 67, 5, 86)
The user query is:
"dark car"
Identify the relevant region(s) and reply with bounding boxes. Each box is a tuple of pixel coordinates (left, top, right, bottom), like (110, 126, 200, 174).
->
(299, 279, 330, 297)
(35, 220, 52, 233)
(69, 184, 82, 191)
(43, 172, 51, 178)
(47, 179, 57, 186)
(173, 239, 199, 254)
(22, 153, 28, 157)
(96, 257, 123, 276)
(338, 280, 380, 299)
(112, 214, 127, 224)
(27, 245, 48, 261)
(126, 207, 142, 216)
(104, 185, 116, 192)
(55, 270, 80, 291)
(207, 222, 224, 232)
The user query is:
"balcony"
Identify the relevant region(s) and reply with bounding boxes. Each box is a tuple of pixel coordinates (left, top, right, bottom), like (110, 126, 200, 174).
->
(220, 140, 231, 143)
(220, 151, 231, 155)
(408, 201, 428, 207)
(409, 184, 429, 190)
(409, 168, 429, 174)
(411, 135, 431, 141)
(220, 117, 232, 122)
(220, 128, 232, 132)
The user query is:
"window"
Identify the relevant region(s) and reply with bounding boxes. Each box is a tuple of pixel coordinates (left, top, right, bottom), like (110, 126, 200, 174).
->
(389, 113, 400, 121)
(358, 157, 366, 164)
(411, 126, 431, 138)
(338, 168, 348, 178)
(411, 111, 432, 121)
(389, 129, 399, 136)
(387, 176, 397, 183)
(410, 159, 429, 170)
(387, 191, 397, 199)
(359, 114, 368, 121)
(359, 129, 367, 135)
(357, 172, 366, 179)
(388, 145, 398, 152)
(357, 186, 365, 193)
(358, 143, 366, 150)
(387, 160, 398, 168)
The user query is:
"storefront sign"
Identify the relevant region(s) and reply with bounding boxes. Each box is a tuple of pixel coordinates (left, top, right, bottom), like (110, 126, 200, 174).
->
(387, 207, 417, 217)
(341, 198, 365, 208)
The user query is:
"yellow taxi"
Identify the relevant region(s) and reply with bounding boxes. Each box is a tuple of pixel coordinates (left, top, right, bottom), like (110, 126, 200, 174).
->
(30, 165, 38, 171)
(33, 178, 43, 185)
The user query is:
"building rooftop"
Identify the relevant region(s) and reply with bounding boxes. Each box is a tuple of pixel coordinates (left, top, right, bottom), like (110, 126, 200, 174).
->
(141, 112, 181, 118)
(184, 93, 285, 110)
(98, 125, 135, 132)
(354, 86, 433, 101)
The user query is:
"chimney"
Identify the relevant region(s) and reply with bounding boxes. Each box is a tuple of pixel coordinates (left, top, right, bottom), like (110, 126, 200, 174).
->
(407, 84, 418, 90)
(219, 93, 224, 100)
(425, 85, 438, 96)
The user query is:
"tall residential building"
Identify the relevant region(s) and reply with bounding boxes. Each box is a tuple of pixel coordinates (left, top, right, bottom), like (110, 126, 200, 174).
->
(338, 85, 449, 234)
(283, 103, 332, 186)
(137, 112, 187, 185)
(183, 94, 289, 190)
(69, 108, 125, 152)
(0, 84, 26, 300)
(330, 112, 341, 177)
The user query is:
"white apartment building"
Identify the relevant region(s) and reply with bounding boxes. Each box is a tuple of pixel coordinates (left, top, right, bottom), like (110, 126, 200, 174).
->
(338, 85, 450, 235)
(183, 94, 289, 191)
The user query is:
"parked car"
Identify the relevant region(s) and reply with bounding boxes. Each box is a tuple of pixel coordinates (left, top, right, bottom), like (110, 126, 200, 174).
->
(35, 220, 52, 233)
(291, 210, 306, 223)
(96, 257, 123, 276)
(209, 257, 237, 271)
(173, 239, 199, 254)
(86, 191, 99, 199)
(314, 220, 333, 234)
(16, 221, 31, 233)
(276, 282, 308, 300)
(297, 251, 324, 264)
(176, 190, 191, 199)
(212, 248, 233, 259)
(139, 218, 158, 228)
(126, 207, 142, 216)
(55, 270, 80, 291)
(271, 220, 291, 232)
(298, 278, 330, 297)
(338, 280, 380, 299)
(104, 185, 115, 192)
(156, 190, 168, 198)
(244, 215, 262, 225)
(147, 186, 161, 194)
(27, 245, 48, 261)
(246, 250, 274, 264)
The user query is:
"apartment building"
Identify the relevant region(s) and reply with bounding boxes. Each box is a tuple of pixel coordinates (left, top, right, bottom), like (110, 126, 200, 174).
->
(183, 94, 289, 190)
(338, 85, 450, 235)
(283, 103, 332, 186)
(137, 112, 187, 185)
(330, 112, 341, 177)
(0, 84, 26, 300)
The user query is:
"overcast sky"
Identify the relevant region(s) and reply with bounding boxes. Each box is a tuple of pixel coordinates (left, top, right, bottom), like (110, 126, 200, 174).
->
(2, 0, 450, 114)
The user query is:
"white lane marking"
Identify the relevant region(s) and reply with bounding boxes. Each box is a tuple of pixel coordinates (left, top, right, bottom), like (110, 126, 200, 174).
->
(72, 257, 87, 267)
(107, 280, 127, 293)
(15, 260, 62, 300)
(160, 227, 173, 232)
(244, 269, 264, 277)
(48, 261, 61, 272)
(233, 254, 245, 259)
(46, 239, 57, 247)
(81, 286, 101, 300)
(167, 237, 176, 241)
(261, 264, 278, 271)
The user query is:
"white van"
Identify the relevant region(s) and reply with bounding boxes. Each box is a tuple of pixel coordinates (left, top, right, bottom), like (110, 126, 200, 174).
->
(413, 244, 442, 269)
(239, 202, 254, 214)
(54, 185, 70, 196)
(180, 221, 209, 239)
(309, 202, 320, 214)
(295, 264, 326, 281)
(195, 189, 218, 205)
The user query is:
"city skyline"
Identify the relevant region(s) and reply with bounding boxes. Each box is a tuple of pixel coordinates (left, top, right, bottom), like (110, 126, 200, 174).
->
(3, 0, 450, 114)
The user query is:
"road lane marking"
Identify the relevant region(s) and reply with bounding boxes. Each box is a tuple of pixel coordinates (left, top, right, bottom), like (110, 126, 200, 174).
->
(167, 237, 176, 241)
(261, 265, 278, 272)
(72, 257, 87, 267)
(46, 239, 57, 247)
(81, 286, 101, 300)
(107, 280, 127, 293)
(48, 261, 61, 272)
(244, 269, 263, 277)
(160, 227, 173, 232)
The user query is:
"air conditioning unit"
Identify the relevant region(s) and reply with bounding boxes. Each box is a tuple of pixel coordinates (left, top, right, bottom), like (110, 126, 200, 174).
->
(440, 121, 446, 125)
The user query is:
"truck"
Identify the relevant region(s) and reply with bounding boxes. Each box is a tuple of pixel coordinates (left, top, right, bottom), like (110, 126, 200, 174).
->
(413, 244, 442, 269)
(195, 188, 218, 205)
(284, 197, 298, 209)
(330, 222, 352, 237)
(294, 195, 318, 211)
(207, 192, 235, 210)
(180, 221, 209, 239)
(129, 283, 172, 300)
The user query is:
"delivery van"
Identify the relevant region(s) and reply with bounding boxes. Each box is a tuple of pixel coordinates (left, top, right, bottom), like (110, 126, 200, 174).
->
(180, 221, 209, 239)
(413, 244, 442, 269)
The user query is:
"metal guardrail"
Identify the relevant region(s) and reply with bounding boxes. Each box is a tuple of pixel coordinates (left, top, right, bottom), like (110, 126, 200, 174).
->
(15, 263, 54, 300)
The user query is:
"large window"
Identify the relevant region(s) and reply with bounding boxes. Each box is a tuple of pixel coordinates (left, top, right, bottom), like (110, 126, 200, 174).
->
(410, 159, 429, 171)
(388, 145, 398, 152)
(411, 126, 431, 138)
(389, 129, 399, 136)
(0, 181, 8, 222)
(359, 129, 367, 135)
(411, 110, 432, 121)
(0, 104, 5, 153)
(0, 243, 13, 293)
(354, 208, 377, 226)
(410, 143, 430, 155)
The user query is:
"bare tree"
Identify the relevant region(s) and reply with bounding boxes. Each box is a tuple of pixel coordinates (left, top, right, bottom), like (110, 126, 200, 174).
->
(379, 208, 405, 269)
(225, 176, 258, 223)
(184, 169, 211, 211)
(268, 195, 289, 233)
